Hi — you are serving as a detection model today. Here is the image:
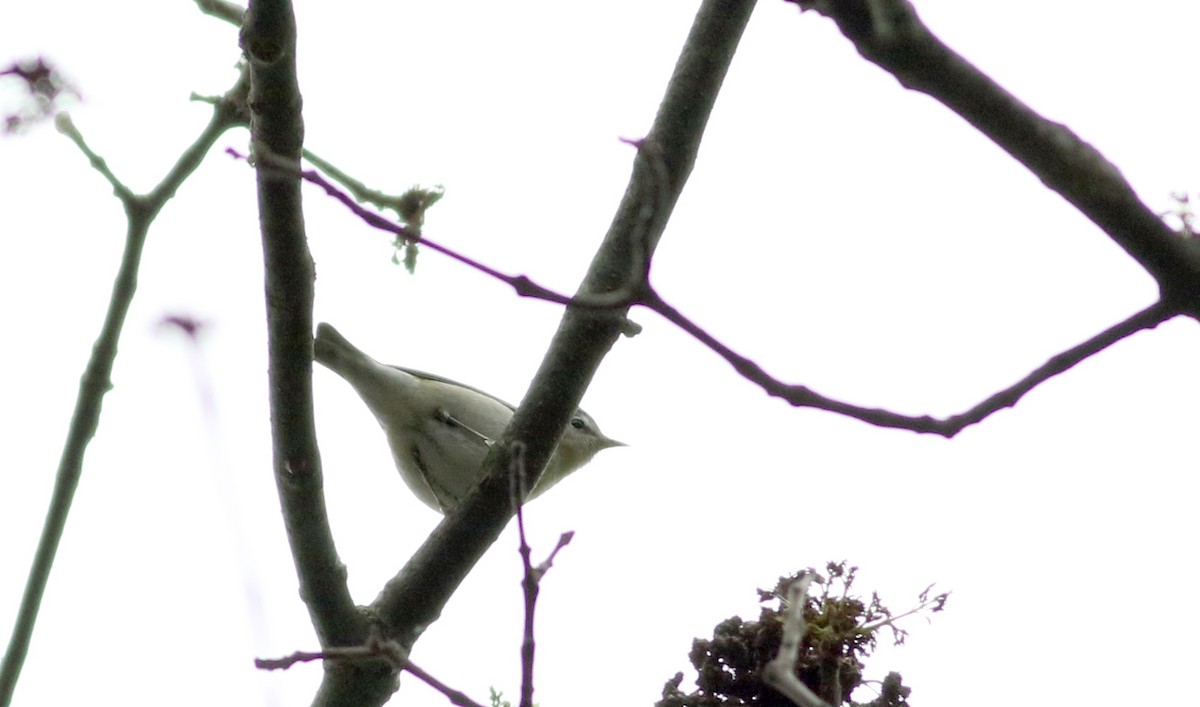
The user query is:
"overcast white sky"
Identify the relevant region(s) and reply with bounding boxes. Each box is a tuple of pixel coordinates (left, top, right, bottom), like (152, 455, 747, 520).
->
(2, 1, 1198, 706)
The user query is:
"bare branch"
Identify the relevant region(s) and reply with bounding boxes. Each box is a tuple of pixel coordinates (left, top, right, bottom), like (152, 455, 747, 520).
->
(256, 632, 486, 707)
(54, 115, 136, 203)
(240, 0, 368, 684)
(790, 0, 1200, 307)
(238, 144, 662, 316)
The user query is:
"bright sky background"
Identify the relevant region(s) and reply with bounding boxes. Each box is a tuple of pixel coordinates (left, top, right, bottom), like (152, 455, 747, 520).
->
(2, 2, 1198, 706)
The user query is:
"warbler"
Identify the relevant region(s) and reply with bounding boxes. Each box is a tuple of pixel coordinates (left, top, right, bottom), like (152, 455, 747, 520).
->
(313, 323, 623, 513)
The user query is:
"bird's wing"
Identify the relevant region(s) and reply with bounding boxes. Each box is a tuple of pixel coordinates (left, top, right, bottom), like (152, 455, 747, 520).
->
(390, 366, 518, 412)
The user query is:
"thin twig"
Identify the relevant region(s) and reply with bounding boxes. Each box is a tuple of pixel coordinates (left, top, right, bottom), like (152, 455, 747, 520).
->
(231, 146, 650, 313)
(645, 287, 1178, 436)
(511, 445, 574, 707)
(256, 633, 485, 707)
(193, 0, 245, 25)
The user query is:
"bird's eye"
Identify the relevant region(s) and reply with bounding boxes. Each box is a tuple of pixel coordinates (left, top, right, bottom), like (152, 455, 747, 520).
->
(571, 416, 586, 430)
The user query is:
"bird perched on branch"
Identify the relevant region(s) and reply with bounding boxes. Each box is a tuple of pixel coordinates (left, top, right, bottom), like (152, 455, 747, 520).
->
(313, 323, 623, 513)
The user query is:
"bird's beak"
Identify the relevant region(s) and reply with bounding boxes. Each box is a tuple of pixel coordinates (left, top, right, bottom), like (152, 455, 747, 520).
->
(602, 436, 627, 449)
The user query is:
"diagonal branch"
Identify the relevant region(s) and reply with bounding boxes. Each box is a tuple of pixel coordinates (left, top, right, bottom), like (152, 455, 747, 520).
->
(364, 6, 758, 707)
(790, 0, 1200, 309)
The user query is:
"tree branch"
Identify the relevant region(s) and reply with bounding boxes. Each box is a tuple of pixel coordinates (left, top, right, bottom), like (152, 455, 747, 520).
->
(366, 4, 758, 703)
(510, 450, 574, 707)
(646, 289, 1177, 436)
(790, 0, 1200, 309)
(240, 3, 380, 705)
(256, 631, 485, 707)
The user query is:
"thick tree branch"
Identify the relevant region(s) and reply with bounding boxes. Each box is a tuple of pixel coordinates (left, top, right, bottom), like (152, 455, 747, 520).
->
(791, 0, 1200, 310)
(240, 3, 380, 705)
(364, 5, 758, 705)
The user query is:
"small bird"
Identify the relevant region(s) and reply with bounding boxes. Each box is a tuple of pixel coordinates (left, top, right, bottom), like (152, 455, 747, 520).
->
(313, 323, 623, 514)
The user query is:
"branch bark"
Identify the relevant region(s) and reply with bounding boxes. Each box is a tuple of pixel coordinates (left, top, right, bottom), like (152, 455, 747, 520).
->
(240, 3, 386, 704)
(345, 2, 759, 705)
(792, 0, 1200, 311)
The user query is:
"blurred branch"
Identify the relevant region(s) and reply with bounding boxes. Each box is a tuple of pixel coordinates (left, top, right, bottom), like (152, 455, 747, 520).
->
(0, 57, 80, 133)
(0, 77, 247, 706)
(789, 0, 1200, 309)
